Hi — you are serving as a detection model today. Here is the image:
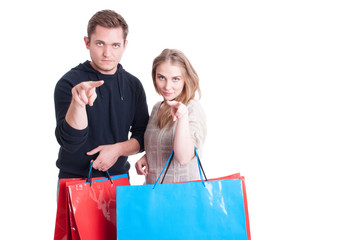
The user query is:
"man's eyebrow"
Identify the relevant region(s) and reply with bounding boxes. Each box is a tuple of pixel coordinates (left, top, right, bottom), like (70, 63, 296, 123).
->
(94, 40, 122, 45)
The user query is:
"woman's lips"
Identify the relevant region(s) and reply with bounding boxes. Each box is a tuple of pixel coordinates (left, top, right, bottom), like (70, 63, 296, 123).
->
(163, 92, 173, 96)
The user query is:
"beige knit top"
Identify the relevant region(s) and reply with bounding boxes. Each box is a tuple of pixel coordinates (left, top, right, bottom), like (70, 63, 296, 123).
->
(144, 100, 207, 184)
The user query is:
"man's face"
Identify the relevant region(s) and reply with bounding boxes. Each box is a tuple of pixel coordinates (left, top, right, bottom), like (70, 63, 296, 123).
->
(84, 25, 127, 75)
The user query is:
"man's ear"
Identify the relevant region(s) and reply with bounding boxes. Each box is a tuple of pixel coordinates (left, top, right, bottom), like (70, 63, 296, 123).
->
(84, 36, 90, 49)
(123, 39, 128, 49)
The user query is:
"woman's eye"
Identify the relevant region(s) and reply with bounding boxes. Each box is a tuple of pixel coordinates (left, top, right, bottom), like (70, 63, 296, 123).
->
(173, 77, 180, 82)
(158, 76, 165, 81)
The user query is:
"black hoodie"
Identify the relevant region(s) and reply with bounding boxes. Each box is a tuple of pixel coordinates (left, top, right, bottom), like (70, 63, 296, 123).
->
(54, 61, 149, 178)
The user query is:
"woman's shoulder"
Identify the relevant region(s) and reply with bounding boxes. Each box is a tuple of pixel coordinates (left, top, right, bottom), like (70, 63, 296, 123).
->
(152, 101, 163, 110)
(186, 99, 202, 108)
(150, 101, 163, 115)
(187, 99, 206, 119)
(187, 99, 204, 111)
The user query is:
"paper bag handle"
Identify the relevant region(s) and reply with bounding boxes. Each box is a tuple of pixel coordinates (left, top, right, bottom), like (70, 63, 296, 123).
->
(87, 161, 113, 186)
(153, 147, 207, 189)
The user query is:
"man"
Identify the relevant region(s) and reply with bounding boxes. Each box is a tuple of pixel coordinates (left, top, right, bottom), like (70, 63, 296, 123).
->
(54, 10, 149, 179)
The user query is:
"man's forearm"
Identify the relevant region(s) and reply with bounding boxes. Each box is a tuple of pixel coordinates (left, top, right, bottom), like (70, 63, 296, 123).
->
(115, 138, 141, 157)
(65, 99, 88, 130)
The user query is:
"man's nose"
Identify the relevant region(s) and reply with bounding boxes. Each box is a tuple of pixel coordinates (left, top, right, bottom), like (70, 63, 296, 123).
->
(103, 45, 111, 57)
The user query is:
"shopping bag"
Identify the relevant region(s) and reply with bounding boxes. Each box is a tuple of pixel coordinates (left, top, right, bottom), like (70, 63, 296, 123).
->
(54, 177, 110, 240)
(116, 148, 251, 239)
(67, 164, 129, 240)
(186, 172, 251, 239)
(54, 178, 84, 240)
(54, 163, 129, 240)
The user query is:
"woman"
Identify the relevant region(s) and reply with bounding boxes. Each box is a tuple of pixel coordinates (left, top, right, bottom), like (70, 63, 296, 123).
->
(135, 49, 207, 184)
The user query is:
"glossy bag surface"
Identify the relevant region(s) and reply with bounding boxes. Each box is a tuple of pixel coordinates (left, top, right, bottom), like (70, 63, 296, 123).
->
(117, 178, 248, 239)
(67, 174, 129, 240)
(54, 178, 84, 240)
(54, 175, 112, 240)
(190, 173, 251, 239)
(116, 149, 250, 239)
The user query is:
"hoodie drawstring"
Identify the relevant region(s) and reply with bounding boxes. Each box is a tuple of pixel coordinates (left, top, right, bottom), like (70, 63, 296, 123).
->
(117, 73, 124, 101)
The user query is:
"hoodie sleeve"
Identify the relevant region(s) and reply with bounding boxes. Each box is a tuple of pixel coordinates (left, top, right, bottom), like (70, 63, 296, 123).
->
(54, 77, 89, 153)
(129, 81, 149, 152)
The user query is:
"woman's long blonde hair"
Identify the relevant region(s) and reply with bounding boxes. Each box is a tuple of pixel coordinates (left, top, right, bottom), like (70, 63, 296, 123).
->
(152, 49, 201, 129)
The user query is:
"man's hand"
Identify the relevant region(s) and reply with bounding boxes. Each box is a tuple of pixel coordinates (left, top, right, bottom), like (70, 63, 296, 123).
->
(72, 80, 104, 107)
(87, 139, 140, 172)
(65, 80, 104, 130)
(87, 144, 120, 172)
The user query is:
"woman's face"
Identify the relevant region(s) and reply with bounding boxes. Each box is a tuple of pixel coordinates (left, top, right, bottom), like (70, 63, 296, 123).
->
(155, 62, 185, 101)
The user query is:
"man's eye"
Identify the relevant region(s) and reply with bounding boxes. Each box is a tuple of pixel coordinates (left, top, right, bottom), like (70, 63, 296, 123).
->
(114, 44, 120, 48)
(96, 42, 103, 46)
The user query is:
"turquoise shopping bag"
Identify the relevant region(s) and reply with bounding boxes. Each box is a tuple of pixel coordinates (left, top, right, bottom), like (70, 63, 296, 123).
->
(116, 148, 250, 239)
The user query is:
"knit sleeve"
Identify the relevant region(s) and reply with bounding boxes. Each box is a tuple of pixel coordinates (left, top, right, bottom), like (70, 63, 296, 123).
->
(187, 100, 207, 149)
(129, 80, 149, 152)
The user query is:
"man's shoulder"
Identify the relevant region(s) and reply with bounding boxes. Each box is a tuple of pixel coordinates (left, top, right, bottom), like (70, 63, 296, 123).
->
(120, 69, 144, 89)
(121, 69, 140, 81)
(58, 64, 89, 86)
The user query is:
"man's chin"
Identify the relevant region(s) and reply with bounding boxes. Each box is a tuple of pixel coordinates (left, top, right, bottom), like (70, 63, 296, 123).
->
(93, 63, 117, 74)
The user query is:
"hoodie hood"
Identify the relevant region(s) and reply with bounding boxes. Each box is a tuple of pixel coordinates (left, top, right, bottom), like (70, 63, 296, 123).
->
(73, 60, 125, 74)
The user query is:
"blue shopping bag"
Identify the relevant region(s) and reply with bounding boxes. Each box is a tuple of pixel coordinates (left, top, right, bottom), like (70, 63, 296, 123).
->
(116, 148, 250, 239)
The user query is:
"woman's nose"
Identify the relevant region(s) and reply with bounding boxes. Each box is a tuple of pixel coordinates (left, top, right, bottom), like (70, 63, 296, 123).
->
(165, 80, 172, 90)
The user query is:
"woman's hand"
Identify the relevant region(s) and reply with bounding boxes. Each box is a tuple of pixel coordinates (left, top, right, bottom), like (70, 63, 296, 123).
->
(166, 100, 188, 121)
(135, 154, 149, 176)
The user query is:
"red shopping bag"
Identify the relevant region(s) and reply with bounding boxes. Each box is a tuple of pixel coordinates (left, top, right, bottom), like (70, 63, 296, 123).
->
(54, 176, 108, 240)
(67, 173, 129, 240)
(54, 178, 84, 240)
(66, 181, 84, 240)
(54, 160, 130, 240)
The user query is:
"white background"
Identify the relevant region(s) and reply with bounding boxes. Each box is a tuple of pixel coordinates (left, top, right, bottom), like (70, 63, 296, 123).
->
(0, 0, 360, 239)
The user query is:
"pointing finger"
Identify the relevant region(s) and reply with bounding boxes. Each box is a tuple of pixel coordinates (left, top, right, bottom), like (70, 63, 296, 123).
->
(89, 80, 104, 88)
(88, 91, 97, 106)
(79, 89, 89, 105)
(166, 100, 179, 107)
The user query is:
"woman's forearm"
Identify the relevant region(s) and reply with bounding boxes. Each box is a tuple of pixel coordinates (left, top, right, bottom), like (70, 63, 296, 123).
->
(173, 114, 195, 165)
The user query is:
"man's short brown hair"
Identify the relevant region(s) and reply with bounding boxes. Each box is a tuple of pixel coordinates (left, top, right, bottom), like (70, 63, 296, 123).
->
(87, 9, 128, 41)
